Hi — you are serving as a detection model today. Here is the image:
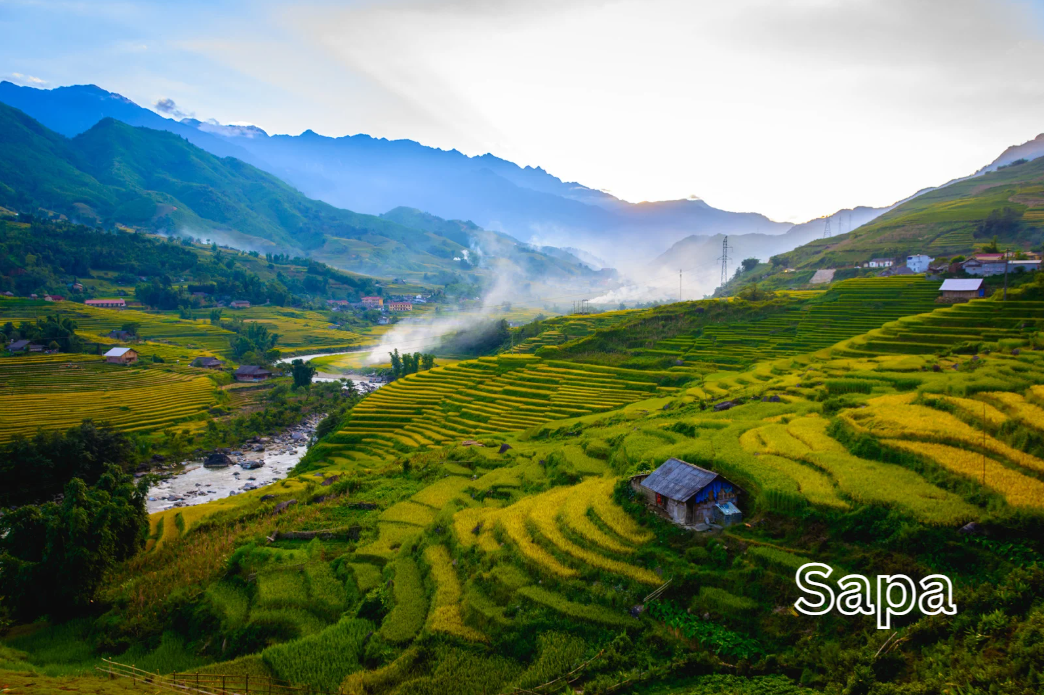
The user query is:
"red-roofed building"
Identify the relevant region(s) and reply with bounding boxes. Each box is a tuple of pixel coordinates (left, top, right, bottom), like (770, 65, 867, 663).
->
(85, 298, 126, 309)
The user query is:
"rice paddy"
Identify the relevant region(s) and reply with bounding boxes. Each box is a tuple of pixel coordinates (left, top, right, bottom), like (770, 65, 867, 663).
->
(0, 352, 217, 441)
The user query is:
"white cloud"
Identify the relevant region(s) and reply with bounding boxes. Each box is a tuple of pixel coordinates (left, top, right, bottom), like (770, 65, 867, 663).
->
(11, 72, 46, 84)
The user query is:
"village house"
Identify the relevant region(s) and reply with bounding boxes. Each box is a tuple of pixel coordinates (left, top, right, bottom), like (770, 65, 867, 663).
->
(234, 365, 273, 382)
(104, 347, 139, 365)
(939, 278, 985, 302)
(85, 298, 126, 309)
(191, 356, 224, 369)
(326, 299, 350, 308)
(230, 300, 251, 309)
(7, 339, 32, 353)
(879, 266, 913, 277)
(868, 258, 894, 268)
(361, 296, 384, 309)
(43, 294, 64, 302)
(107, 329, 136, 341)
(388, 301, 413, 312)
(70, 282, 84, 292)
(961, 258, 1007, 277)
(906, 254, 933, 273)
(631, 458, 742, 529)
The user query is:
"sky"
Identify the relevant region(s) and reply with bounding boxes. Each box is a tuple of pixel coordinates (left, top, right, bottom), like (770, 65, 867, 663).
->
(2, 0, 1044, 222)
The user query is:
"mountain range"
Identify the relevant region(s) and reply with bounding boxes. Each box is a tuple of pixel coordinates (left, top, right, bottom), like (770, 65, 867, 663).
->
(3, 80, 1043, 296)
(0, 82, 791, 262)
(0, 101, 602, 284)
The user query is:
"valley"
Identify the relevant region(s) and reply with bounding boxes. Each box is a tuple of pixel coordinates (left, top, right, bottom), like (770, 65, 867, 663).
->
(1, 72, 1044, 695)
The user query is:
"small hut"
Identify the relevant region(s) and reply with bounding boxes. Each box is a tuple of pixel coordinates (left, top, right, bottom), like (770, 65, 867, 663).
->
(632, 458, 741, 527)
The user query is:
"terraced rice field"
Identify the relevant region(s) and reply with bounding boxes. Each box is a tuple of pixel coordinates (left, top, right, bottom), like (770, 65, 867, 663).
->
(510, 311, 636, 354)
(651, 278, 942, 369)
(838, 299, 1044, 356)
(0, 300, 235, 357)
(0, 353, 218, 441)
(232, 306, 374, 353)
(315, 354, 677, 463)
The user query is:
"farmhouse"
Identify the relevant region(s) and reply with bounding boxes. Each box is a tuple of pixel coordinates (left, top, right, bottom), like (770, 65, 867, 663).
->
(961, 259, 1006, 276)
(107, 329, 136, 341)
(631, 458, 742, 528)
(326, 299, 349, 308)
(939, 278, 984, 301)
(44, 294, 64, 302)
(868, 258, 894, 268)
(906, 254, 933, 273)
(7, 339, 31, 352)
(192, 356, 224, 369)
(234, 365, 273, 382)
(85, 298, 126, 309)
(104, 347, 138, 365)
(361, 296, 384, 309)
(230, 300, 251, 309)
(388, 301, 413, 312)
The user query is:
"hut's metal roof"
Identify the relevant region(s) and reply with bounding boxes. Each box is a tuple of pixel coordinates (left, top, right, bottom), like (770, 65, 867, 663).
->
(640, 458, 718, 502)
(940, 279, 982, 292)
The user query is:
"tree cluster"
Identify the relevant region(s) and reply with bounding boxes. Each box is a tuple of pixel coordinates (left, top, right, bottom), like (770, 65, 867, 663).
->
(389, 349, 436, 380)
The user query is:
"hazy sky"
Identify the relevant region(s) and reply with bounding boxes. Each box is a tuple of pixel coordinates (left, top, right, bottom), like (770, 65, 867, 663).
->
(3, 0, 1044, 222)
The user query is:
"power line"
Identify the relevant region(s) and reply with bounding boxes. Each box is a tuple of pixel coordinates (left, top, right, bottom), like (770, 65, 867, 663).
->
(717, 236, 735, 289)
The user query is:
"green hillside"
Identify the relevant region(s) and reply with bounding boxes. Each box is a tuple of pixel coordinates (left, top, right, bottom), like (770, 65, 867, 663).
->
(0, 104, 599, 281)
(772, 158, 1044, 271)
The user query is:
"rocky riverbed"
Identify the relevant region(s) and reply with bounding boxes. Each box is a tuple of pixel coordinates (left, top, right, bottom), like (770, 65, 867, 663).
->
(145, 414, 323, 514)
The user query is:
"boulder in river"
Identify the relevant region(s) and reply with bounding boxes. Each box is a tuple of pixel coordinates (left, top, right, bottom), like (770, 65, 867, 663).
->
(204, 452, 234, 468)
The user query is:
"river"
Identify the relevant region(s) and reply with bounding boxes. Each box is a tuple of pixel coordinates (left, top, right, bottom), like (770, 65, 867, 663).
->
(146, 350, 385, 514)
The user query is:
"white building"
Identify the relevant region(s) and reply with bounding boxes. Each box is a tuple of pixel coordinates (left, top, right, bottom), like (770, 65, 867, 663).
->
(868, 258, 894, 268)
(906, 254, 934, 273)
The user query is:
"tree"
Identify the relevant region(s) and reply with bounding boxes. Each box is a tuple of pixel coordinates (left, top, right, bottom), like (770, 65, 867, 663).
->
(390, 349, 403, 379)
(0, 465, 148, 620)
(121, 322, 140, 335)
(209, 308, 223, 324)
(421, 354, 435, 371)
(741, 258, 759, 273)
(0, 420, 133, 506)
(291, 358, 317, 389)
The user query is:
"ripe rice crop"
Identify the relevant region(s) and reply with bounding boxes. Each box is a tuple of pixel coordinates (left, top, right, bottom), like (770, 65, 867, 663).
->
(883, 440, 1044, 510)
(943, 396, 1008, 429)
(379, 501, 438, 527)
(529, 486, 660, 585)
(499, 497, 578, 578)
(380, 558, 428, 643)
(560, 480, 636, 554)
(423, 545, 486, 642)
(516, 586, 630, 626)
(356, 522, 423, 559)
(589, 479, 653, 544)
(981, 391, 1044, 432)
(845, 396, 1044, 475)
(411, 475, 472, 508)
(261, 617, 374, 691)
